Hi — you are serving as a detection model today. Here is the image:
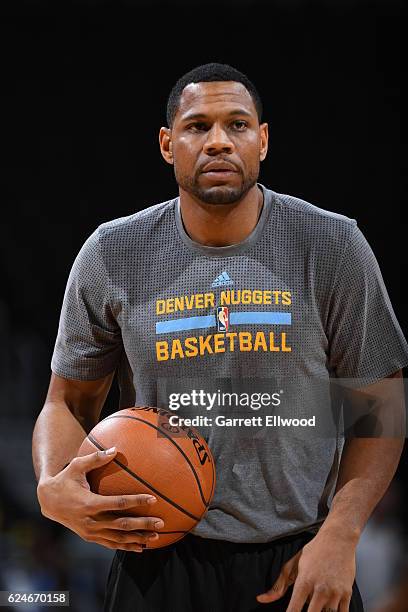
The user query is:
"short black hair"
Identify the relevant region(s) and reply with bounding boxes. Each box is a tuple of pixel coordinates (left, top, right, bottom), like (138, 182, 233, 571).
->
(166, 62, 263, 128)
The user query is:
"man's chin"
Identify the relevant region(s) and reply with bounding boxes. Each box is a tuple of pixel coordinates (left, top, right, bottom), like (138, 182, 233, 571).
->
(192, 185, 245, 206)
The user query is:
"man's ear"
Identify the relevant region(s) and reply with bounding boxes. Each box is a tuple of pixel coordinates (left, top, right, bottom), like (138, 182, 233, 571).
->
(259, 122, 269, 162)
(159, 127, 173, 165)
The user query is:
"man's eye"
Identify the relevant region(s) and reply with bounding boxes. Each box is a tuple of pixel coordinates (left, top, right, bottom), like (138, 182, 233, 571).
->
(188, 123, 208, 132)
(187, 121, 247, 132)
(233, 121, 247, 130)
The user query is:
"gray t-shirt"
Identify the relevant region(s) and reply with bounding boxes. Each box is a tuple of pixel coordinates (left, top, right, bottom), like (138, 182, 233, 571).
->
(51, 183, 408, 543)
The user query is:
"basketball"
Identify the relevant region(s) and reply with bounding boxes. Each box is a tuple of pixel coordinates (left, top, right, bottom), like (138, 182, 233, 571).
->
(77, 406, 216, 549)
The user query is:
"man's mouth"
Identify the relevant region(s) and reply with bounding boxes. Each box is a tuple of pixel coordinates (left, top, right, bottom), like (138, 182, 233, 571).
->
(202, 170, 237, 179)
(204, 169, 235, 173)
(202, 161, 238, 173)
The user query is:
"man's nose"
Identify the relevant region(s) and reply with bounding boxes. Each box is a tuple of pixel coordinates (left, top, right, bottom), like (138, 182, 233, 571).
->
(203, 124, 234, 155)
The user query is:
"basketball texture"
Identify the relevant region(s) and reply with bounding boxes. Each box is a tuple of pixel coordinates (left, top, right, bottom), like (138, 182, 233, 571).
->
(77, 406, 216, 549)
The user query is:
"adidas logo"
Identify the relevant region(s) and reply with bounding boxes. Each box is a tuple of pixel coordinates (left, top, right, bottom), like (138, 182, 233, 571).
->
(211, 271, 234, 288)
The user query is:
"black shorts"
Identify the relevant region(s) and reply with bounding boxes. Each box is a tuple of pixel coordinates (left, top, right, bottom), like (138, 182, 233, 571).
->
(104, 531, 364, 612)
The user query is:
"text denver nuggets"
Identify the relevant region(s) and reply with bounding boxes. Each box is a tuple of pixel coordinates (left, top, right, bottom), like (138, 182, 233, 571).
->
(155, 289, 292, 362)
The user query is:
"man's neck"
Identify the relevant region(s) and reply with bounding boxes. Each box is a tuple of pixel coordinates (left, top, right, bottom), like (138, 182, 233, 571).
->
(178, 184, 264, 247)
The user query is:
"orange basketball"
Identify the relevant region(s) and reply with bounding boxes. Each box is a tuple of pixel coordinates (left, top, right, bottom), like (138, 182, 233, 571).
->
(77, 406, 216, 549)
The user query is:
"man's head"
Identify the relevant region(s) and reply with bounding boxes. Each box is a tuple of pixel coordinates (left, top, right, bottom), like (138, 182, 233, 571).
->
(159, 63, 268, 205)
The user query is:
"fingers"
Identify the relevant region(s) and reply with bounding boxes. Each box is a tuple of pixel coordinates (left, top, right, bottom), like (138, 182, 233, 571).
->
(89, 492, 158, 513)
(96, 529, 160, 545)
(287, 582, 349, 612)
(286, 580, 311, 612)
(94, 515, 164, 532)
(80, 515, 165, 548)
(92, 537, 145, 553)
(306, 587, 342, 612)
(70, 447, 118, 473)
(256, 551, 300, 604)
(69, 448, 166, 554)
(339, 593, 352, 612)
(256, 574, 288, 604)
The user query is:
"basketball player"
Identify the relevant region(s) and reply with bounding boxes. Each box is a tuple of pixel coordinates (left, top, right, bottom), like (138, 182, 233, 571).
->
(33, 63, 408, 611)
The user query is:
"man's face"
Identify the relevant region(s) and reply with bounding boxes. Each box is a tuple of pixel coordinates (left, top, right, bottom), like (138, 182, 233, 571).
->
(161, 81, 268, 205)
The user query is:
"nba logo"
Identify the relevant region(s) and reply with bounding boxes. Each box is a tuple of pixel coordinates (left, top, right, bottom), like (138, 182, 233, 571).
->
(217, 307, 229, 332)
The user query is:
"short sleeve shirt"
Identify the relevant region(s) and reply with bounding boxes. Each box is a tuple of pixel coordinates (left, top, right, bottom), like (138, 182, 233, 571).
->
(51, 183, 408, 543)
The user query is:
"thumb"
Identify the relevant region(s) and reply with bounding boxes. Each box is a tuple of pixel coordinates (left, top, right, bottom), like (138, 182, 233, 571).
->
(257, 551, 300, 604)
(70, 447, 117, 474)
(256, 573, 288, 604)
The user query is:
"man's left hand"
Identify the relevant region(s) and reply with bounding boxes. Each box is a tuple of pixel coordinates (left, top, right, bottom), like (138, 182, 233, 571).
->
(256, 529, 357, 611)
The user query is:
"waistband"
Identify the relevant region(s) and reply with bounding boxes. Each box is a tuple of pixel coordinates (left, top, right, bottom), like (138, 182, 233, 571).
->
(183, 528, 317, 554)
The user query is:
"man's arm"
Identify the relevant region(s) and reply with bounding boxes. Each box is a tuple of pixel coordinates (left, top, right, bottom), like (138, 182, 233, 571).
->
(33, 372, 114, 480)
(321, 369, 405, 542)
(32, 373, 164, 552)
(257, 370, 406, 611)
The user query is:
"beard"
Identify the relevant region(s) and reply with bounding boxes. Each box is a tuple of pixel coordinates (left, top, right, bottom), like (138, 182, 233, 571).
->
(174, 164, 259, 205)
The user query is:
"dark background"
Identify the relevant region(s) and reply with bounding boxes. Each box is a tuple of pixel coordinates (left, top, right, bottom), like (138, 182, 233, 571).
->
(0, 1, 406, 610)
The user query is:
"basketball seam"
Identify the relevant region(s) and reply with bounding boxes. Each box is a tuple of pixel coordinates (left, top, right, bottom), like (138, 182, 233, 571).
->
(105, 413, 211, 507)
(87, 434, 201, 522)
(209, 449, 216, 502)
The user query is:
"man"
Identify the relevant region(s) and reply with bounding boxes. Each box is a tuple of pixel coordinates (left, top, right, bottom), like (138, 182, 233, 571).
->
(33, 63, 408, 611)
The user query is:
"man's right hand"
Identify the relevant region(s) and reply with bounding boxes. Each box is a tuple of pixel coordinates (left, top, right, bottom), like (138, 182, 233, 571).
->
(37, 447, 164, 553)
